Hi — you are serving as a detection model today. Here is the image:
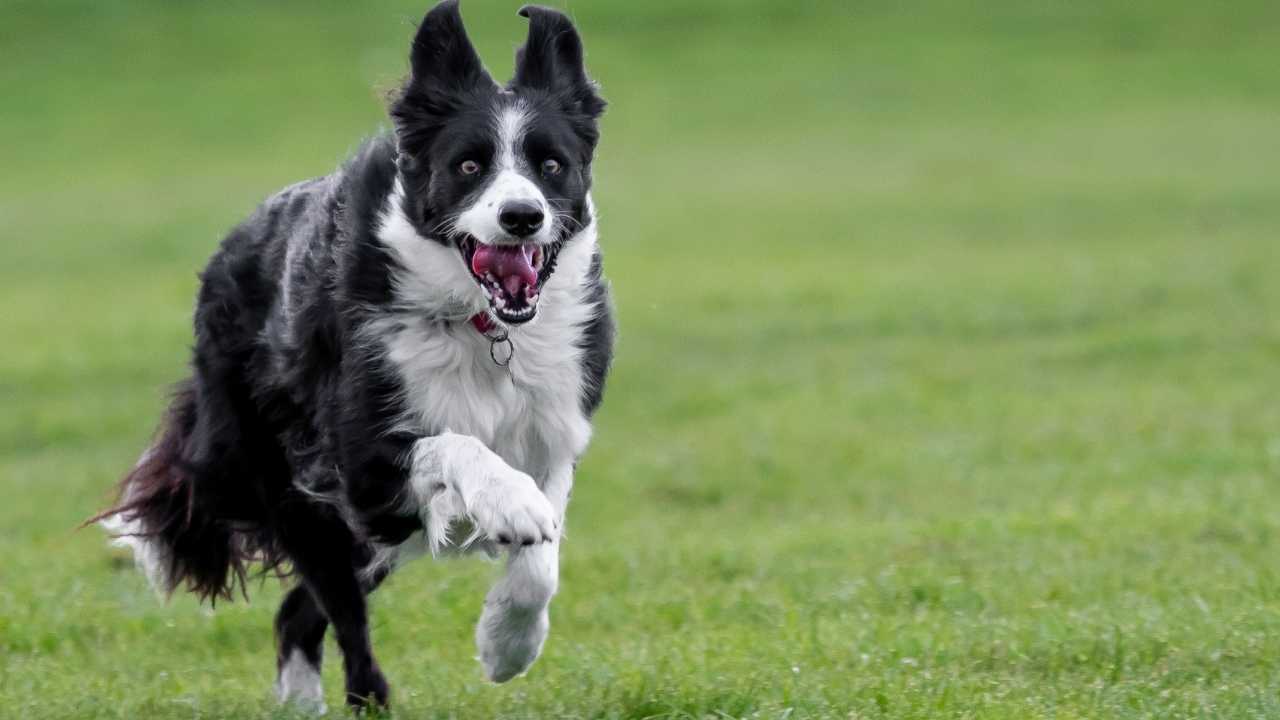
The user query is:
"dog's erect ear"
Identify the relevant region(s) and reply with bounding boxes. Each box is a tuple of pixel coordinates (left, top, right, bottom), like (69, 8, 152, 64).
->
(394, 1, 497, 160)
(512, 6, 606, 122)
(408, 0, 494, 94)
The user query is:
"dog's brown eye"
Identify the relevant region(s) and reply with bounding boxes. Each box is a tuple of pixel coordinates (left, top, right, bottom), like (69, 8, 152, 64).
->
(541, 158, 562, 176)
(459, 160, 481, 175)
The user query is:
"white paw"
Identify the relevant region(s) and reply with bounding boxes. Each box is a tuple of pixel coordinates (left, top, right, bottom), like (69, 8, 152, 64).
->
(469, 469, 557, 546)
(276, 649, 327, 714)
(476, 602, 550, 683)
(475, 543, 558, 682)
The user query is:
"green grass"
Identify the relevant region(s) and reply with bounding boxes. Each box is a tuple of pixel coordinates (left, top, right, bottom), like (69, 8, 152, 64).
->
(3, 0, 1280, 717)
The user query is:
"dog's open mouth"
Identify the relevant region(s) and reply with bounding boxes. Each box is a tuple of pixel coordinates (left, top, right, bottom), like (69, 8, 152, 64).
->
(458, 236, 553, 325)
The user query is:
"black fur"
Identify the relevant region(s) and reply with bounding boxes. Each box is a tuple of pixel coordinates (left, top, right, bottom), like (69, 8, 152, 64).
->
(94, 1, 611, 709)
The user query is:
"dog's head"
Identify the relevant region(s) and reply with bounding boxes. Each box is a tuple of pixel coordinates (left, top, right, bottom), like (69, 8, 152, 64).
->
(390, 1, 605, 325)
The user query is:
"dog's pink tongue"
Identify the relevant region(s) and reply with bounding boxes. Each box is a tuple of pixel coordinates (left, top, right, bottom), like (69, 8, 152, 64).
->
(471, 244, 538, 298)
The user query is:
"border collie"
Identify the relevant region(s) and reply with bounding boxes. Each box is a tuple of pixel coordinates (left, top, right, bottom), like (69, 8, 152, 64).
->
(94, 1, 612, 711)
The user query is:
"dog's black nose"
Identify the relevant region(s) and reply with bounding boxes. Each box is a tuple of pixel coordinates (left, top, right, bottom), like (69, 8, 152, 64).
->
(498, 201, 544, 238)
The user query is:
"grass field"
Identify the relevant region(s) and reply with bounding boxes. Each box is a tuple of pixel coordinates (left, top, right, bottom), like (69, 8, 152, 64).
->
(3, 1, 1280, 717)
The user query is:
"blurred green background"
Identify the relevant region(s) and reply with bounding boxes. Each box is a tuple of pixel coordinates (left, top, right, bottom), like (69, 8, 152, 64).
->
(2, 1, 1279, 718)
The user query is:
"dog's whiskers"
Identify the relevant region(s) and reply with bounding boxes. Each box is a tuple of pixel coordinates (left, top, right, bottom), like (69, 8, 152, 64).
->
(430, 213, 464, 240)
(551, 210, 583, 234)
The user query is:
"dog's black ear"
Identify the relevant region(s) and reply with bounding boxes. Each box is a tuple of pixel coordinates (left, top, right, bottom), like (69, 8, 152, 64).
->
(408, 0, 493, 94)
(512, 6, 606, 123)
(394, 1, 496, 158)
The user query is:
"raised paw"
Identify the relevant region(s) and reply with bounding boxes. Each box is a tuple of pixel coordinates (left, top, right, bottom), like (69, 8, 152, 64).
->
(469, 468, 557, 547)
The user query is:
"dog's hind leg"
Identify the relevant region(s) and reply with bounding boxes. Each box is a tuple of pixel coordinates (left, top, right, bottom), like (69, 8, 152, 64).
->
(276, 498, 389, 711)
(274, 585, 328, 713)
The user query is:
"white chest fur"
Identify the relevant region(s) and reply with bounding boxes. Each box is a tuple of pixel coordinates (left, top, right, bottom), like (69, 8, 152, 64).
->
(381, 316, 592, 481)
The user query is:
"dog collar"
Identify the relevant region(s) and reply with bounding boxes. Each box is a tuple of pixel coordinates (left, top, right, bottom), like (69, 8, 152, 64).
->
(469, 312, 514, 367)
(469, 311, 495, 335)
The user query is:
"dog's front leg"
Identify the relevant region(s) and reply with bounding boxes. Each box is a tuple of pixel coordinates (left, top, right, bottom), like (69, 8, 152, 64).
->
(474, 462, 573, 682)
(406, 432, 557, 550)
(405, 435, 568, 682)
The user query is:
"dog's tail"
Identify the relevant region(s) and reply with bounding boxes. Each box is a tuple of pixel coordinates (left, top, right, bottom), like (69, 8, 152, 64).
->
(89, 380, 248, 603)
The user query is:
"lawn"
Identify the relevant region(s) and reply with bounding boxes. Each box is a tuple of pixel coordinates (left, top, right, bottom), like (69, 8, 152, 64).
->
(2, 0, 1279, 718)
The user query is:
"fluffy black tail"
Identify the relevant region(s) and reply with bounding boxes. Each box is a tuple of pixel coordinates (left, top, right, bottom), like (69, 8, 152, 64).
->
(90, 380, 250, 603)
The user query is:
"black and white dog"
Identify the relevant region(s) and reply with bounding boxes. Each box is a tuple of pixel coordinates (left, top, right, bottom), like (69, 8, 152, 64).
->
(96, 1, 612, 711)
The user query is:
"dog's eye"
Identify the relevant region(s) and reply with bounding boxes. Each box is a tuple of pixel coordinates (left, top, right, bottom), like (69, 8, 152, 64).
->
(459, 160, 481, 175)
(541, 158, 562, 176)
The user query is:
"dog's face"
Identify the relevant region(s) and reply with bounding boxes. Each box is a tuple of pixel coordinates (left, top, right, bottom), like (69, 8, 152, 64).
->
(391, 1, 605, 325)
